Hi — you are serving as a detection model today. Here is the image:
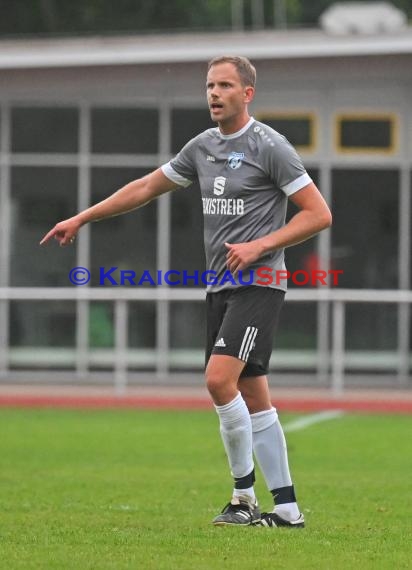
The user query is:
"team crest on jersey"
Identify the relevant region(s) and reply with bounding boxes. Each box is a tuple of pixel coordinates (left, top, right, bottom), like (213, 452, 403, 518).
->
(227, 151, 245, 170)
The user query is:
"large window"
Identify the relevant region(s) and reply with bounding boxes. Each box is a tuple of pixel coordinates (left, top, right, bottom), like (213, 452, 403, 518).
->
(128, 302, 156, 350)
(91, 107, 159, 154)
(331, 169, 399, 289)
(90, 167, 157, 287)
(89, 302, 114, 348)
(335, 114, 397, 154)
(169, 301, 205, 369)
(275, 302, 317, 352)
(2, 94, 410, 380)
(170, 181, 205, 287)
(11, 107, 79, 153)
(10, 300, 76, 352)
(345, 304, 397, 353)
(10, 166, 78, 287)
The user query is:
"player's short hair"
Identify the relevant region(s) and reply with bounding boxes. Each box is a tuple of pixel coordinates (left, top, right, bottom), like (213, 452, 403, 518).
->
(207, 55, 256, 88)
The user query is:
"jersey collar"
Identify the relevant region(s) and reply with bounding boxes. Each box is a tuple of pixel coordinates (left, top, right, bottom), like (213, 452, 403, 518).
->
(216, 117, 255, 140)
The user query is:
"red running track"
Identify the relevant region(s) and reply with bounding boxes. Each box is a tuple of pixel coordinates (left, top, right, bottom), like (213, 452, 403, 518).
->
(0, 394, 411, 414)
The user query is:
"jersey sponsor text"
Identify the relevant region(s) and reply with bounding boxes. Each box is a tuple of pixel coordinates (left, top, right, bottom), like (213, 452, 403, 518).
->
(202, 197, 245, 216)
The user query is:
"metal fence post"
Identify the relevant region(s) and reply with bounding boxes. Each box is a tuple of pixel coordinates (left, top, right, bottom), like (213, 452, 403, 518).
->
(0, 299, 9, 378)
(331, 300, 345, 396)
(114, 299, 128, 396)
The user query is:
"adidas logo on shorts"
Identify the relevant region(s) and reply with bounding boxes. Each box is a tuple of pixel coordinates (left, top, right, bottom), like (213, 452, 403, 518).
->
(214, 338, 226, 347)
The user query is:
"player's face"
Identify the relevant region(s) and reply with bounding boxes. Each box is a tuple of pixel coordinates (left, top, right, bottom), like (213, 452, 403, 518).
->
(206, 63, 254, 134)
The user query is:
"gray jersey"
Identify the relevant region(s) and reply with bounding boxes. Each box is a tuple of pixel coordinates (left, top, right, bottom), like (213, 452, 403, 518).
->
(161, 117, 312, 292)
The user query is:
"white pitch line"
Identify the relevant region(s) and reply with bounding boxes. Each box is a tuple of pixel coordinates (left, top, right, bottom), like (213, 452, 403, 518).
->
(283, 410, 345, 433)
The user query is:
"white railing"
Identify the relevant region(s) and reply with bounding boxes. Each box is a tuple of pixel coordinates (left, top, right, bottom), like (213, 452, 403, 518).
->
(0, 287, 411, 395)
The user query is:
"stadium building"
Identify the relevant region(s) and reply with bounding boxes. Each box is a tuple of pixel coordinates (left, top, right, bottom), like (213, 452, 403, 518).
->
(0, 21, 412, 391)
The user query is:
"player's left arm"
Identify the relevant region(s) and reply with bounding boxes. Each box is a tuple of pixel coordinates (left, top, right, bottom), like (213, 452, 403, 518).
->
(263, 181, 332, 250)
(225, 182, 331, 273)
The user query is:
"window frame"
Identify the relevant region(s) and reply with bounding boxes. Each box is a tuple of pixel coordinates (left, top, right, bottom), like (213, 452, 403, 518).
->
(334, 112, 398, 155)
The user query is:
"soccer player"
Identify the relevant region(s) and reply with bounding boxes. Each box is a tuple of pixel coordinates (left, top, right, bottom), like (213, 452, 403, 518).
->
(41, 55, 332, 528)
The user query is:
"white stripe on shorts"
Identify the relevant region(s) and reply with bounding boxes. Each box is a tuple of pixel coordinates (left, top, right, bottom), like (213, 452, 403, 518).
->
(238, 326, 258, 362)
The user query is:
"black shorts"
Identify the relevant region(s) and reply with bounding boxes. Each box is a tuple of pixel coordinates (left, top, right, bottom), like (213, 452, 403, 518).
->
(205, 286, 285, 378)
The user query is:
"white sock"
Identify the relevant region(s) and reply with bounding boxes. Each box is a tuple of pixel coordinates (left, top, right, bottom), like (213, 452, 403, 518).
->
(274, 502, 300, 521)
(233, 486, 256, 502)
(251, 407, 299, 520)
(215, 392, 254, 487)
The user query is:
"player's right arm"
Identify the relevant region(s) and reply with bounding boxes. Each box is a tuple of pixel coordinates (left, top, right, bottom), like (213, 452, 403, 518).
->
(40, 168, 178, 246)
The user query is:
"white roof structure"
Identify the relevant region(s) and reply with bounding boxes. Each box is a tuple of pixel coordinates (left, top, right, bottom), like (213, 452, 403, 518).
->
(320, 2, 407, 35)
(1, 25, 412, 70)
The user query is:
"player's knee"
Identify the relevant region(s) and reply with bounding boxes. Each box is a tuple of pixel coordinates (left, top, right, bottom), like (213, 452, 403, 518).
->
(205, 355, 245, 403)
(205, 367, 236, 401)
(205, 368, 226, 396)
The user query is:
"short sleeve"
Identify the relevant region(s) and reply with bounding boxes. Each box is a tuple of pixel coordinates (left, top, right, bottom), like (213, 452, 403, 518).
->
(161, 162, 192, 188)
(161, 137, 199, 188)
(266, 136, 312, 196)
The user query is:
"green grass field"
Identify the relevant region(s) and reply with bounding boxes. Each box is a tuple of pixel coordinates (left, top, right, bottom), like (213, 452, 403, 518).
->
(0, 408, 410, 569)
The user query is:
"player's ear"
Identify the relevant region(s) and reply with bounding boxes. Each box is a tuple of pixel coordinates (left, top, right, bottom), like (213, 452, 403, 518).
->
(244, 86, 255, 104)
